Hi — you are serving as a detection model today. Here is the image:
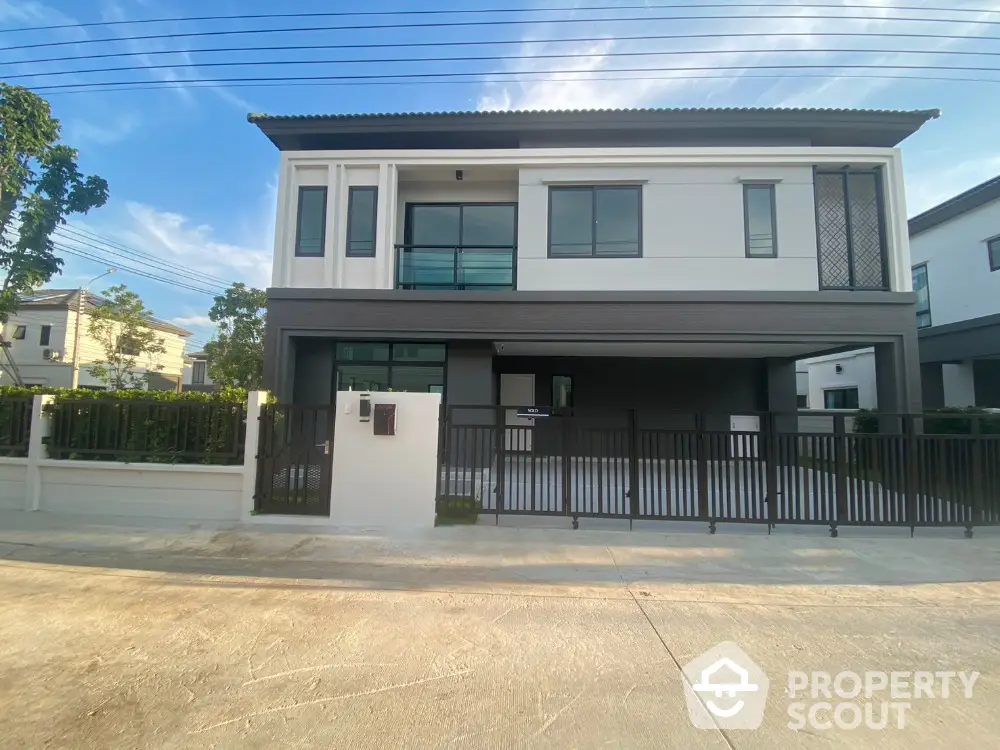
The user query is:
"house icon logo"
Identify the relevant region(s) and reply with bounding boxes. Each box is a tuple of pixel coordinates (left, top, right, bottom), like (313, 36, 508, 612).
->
(682, 642, 770, 729)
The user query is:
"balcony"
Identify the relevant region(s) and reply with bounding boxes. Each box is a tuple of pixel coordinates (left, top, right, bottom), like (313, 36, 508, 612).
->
(395, 245, 516, 291)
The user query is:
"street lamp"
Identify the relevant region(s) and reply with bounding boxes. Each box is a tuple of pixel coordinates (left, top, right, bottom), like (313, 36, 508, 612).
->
(70, 268, 116, 389)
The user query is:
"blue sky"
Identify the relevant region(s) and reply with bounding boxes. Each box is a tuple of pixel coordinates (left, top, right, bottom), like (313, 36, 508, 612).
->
(2, 0, 999, 349)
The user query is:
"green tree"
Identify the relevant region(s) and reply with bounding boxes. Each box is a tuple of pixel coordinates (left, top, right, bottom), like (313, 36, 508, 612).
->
(203, 283, 266, 389)
(0, 84, 109, 323)
(88, 284, 167, 390)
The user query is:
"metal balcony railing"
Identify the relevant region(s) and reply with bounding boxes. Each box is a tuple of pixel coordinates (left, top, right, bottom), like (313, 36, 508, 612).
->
(395, 244, 516, 291)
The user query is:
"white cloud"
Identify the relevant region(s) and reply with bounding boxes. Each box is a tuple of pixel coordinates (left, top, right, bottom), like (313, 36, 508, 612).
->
(169, 314, 213, 328)
(476, 1, 1000, 112)
(66, 112, 142, 146)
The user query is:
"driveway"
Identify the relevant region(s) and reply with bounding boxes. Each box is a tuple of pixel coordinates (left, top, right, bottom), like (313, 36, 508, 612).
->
(0, 511, 998, 748)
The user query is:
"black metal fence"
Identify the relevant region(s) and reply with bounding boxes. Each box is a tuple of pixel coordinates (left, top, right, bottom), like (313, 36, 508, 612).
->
(46, 399, 246, 464)
(437, 407, 1000, 536)
(0, 398, 32, 458)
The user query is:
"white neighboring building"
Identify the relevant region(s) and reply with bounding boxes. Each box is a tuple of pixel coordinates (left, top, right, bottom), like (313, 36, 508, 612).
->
(798, 348, 878, 410)
(0, 289, 192, 390)
(798, 173, 1000, 409)
(182, 350, 217, 391)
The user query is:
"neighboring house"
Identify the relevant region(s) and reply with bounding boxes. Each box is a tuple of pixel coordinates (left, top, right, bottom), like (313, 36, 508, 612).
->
(0, 290, 192, 390)
(799, 348, 878, 410)
(251, 107, 936, 421)
(799, 174, 1000, 409)
(182, 351, 217, 391)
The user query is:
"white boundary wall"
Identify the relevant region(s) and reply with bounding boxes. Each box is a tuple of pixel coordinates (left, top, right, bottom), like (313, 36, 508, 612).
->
(4, 391, 442, 530)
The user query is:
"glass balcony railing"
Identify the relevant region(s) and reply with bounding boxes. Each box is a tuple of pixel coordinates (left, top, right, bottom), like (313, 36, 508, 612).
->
(395, 245, 516, 291)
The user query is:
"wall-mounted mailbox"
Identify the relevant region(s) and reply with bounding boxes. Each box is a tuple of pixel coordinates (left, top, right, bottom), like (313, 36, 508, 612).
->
(359, 393, 372, 422)
(374, 403, 396, 436)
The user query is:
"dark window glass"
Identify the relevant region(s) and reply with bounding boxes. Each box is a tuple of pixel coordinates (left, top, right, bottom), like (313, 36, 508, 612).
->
(391, 365, 445, 393)
(461, 204, 516, 247)
(295, 186, 327, 257)
(39, 325, 51, 346)
(549, 186, 641, 257)
(824, 388, 859, 410)
(347, 187, 378, 257)
(744, 184, 777, 257)
(335, 343, 390, 362)
(552, 375, 574, 413)
(391, 343, 446, 362)
(410, 205, 461, 246)
(337, 365, 389, 392)
(192, 361, 207, 385)
(797, 394, 808, 409)
(989, 237, 1000, 272)
(12, 325, 26, 340)
(912, 263, 931, 329)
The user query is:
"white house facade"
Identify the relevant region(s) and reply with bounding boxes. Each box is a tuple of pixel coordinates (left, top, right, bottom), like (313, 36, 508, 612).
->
(252, 107, 935, 422)
(1, 290, 191, 390)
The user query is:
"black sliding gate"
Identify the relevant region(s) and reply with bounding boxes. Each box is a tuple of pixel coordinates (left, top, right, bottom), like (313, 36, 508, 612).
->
(437, 406, 1000, 535)
(255, 404, 335, 516)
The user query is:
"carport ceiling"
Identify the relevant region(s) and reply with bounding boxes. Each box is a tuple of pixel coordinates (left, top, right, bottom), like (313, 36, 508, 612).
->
(494, 341, 832, 358)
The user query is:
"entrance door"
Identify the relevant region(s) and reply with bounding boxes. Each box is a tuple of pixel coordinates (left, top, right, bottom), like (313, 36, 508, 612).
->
(255, 404, 335, 515)
(500, 373, 535, 452)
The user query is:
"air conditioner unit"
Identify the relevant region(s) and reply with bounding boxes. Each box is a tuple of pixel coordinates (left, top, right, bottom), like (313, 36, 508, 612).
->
(42, 349, 62, 361)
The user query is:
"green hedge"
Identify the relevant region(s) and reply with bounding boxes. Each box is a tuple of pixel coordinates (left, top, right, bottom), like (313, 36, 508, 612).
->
(0, 385, 248, 404)
(855, 407, 1000, 435)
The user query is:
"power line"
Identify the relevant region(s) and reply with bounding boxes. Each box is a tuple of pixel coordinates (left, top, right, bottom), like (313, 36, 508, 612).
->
(54, 243, 221, 295)
(29, 61, 1000, 92)
(8, 30, 999, 69)
(53, 228, 230, 293)
(39, 71, 1000, 97)
(58, 225, 236, 287)
(16, 45, 1000, 82)
(2, 3, 996, 34)
(7, 12, 1000, 54)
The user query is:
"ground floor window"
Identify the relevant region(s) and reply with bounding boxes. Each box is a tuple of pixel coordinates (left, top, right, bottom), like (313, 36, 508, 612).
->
(335, 342, 445, 393)
(552, 375, 573, 413)
(824, 387, 859, 410)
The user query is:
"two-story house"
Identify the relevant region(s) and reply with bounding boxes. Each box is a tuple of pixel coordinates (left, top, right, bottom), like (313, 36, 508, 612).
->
(799, 174, 1000, 410)
(1, 289, 192, 390)
(251, 107, 936, 425)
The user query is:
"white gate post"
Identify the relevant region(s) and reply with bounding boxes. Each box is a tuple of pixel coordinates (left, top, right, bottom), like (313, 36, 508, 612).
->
(241, 391, 268, 521)
(25, 394, 53, 511)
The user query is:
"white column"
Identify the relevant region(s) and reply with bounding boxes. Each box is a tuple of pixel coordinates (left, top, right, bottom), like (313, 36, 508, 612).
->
(25, 394, 53, 511)
(273, 158, 296, 288)
(327, 163, 344, 289)
(942, 361, 977, 407)
(240, 390, 269, 521)
(885, 152, 912, 292)
(374, 163, 398, 289)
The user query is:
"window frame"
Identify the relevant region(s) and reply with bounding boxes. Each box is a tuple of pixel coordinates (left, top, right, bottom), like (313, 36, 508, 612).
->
(12, 325, 26, 340)
(333, 341, 446, 398)
(988, 235, 1000, 272)
(39, 325, 51, 346)
(912, 262, 931, 329)
(346, 186, 378, 258)
(293, 185, 328, 257)
(191, 360, 207, 385)
(823, 387, 860, 410)
(547, 185, 643, 258)
(743, 183, 778, 258)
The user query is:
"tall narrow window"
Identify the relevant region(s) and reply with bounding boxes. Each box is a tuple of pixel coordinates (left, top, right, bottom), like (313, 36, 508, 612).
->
(294, 186, 328, 257)
(743, 184, 777, 257)
(347, 187, 378, 257)
(988, 236, 1000, 272)
(39, 325, 51, 346)
(549, 186, 641, 257)
(552, 375, 574, 414)
(192, 361, 207, 385)
(912, 263, 931, 328)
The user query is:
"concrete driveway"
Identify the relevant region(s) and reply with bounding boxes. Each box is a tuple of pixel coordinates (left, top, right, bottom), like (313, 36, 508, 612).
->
(0, 511, 998, 748)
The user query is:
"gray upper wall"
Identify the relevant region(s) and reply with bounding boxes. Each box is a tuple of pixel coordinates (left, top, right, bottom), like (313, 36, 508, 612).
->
(248, 107, 939, 152)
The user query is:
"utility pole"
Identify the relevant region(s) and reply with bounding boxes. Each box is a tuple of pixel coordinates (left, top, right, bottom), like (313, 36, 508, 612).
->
(71, 269, 115, 389)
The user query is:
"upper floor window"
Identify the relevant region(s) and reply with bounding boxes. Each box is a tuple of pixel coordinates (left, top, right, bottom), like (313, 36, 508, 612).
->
(39, 325, 51, 346)
(548, 185, 641, 258)
(815, 169, 888, 290)
(347, 187, 378, 257)
(989, 236, 1000, 272)
(912, 263, 931, 328)
(294, 186, 327, 257)
(192, 360, 207, 385)
(12, 325, 26, 340)
(743, 184, 777, 258)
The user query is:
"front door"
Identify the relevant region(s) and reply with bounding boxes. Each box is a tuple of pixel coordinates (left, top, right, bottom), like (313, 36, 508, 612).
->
(500, 373, 535, 452)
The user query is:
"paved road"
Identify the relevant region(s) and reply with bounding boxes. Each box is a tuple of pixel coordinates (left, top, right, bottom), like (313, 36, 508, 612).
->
(0, 512, 998, 748)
